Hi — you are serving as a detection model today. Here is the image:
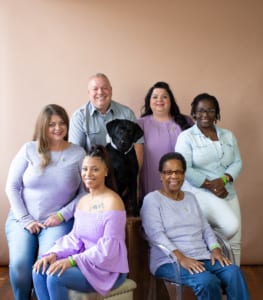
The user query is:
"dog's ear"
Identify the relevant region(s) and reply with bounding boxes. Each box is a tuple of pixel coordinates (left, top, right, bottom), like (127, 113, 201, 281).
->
(106, 119, 121, 138)
(133, 123, 144, 142)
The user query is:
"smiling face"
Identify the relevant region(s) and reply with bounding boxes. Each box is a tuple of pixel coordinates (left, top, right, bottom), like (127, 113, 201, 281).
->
(194, 99, 217, 129)
(150, 88, 171, 116)
(81, 156, 108, 190)
(160, 159, 185, 194)
(88, 75, 112, 114)
(46, 114, 67, 144)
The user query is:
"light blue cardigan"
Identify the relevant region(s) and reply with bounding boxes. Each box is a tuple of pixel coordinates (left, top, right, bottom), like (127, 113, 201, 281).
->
(175, 124, 242, 200)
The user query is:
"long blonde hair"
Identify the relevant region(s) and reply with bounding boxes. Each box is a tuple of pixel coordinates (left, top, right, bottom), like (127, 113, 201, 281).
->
(33, 104, 69, 169)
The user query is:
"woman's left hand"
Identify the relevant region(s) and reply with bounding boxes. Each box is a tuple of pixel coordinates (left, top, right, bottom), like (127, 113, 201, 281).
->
(33, 253, 57, 274)
(211, 248, 232, 267)
(46, 258, 72, 277)
(208, 178, 228, 198)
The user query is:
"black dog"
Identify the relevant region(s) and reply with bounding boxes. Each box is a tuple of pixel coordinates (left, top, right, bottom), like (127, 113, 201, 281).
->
(106, 119, 144, 216)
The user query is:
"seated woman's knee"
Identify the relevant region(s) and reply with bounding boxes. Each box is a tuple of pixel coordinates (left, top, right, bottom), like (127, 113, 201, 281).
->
(193, 271, 221, 291)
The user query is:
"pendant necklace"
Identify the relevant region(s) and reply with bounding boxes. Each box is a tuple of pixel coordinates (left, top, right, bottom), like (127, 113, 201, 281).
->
(52, 150, 65, 165)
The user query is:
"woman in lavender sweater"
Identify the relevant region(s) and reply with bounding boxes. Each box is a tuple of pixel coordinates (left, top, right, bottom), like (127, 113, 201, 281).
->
(5, 104, 86, 300)
(141, 152, 250, 300)
(32, 145, 128, 300)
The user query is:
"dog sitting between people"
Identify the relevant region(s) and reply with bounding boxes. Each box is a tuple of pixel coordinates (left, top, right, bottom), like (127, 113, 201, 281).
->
(106, 119, 144, 216)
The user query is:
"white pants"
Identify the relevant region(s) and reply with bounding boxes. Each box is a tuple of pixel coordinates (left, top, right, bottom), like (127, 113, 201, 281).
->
(182, 181, 241, 265)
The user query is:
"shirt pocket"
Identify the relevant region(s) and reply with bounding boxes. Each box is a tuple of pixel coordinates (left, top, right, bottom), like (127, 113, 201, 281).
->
(220, 143, 235, 168)
(191, 143, 214, 167)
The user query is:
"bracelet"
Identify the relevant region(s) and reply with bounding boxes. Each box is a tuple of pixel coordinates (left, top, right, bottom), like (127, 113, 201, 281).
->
(221, 175, 228, 185)
(68, 256, 77, 267)
(57, 212, 64, 223)
(210, 243, 221, 250)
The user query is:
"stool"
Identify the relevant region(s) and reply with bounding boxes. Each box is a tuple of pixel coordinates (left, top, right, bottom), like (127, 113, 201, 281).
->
(68, 278, 137, 300)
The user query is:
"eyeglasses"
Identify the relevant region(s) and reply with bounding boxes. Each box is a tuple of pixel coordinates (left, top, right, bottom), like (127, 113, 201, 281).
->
(195, 108, 216, 115)
(161, 170, 184, 176)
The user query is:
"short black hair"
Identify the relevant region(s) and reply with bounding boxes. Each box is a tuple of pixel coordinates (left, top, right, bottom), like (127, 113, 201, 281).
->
(158, 152, 186, 173)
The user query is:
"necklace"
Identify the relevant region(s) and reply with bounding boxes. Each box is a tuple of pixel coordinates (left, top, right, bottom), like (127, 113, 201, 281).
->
(161, 190, 182, 201)
(161, 190, 189, 212)
(52, 150, 65, 165)
(51, 141, 69, 165)
(199, 126, 218, 141)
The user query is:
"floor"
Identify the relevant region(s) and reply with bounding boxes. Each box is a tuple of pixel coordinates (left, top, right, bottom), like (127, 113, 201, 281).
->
(1, 265, 263, 299)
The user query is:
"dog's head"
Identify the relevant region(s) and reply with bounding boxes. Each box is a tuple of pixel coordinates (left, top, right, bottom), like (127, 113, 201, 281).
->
(106, 119, 144, 153)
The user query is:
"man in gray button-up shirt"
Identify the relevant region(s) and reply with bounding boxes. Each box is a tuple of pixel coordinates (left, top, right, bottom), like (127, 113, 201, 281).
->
(69, 73, 143, 169)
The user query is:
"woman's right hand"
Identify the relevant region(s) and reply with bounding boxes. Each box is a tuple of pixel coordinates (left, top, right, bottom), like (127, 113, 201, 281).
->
(174, 250, 205, 274)
(26, 221, 46, 234)
(33, 253, 57, 274)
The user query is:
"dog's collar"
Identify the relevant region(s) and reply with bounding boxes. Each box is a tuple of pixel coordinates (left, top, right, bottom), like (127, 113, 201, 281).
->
(123, 144, 134, 155)
(106, 134, 134, 155)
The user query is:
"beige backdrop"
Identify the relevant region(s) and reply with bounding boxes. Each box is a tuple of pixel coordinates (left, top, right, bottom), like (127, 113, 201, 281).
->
(1, 0, 262, 265)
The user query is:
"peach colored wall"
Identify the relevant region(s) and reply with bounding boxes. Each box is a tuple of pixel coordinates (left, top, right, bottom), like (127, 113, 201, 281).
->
(1, 0, 262, 264)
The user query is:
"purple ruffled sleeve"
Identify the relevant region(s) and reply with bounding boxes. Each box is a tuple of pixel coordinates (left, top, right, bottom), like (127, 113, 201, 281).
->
(46, 210, 129, 296)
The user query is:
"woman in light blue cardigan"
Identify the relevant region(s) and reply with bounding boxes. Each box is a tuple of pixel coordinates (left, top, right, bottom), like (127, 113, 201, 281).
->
(175, 93, 242, 265)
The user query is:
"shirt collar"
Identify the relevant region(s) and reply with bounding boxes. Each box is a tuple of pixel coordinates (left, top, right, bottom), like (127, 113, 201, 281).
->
(89, 101, 114, 116)
(193, 124, 221, 137)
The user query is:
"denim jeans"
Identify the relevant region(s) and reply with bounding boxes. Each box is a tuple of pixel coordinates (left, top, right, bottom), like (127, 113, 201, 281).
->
(32, 267, 127, 300)
(5, 211, 74, 300)
(155, 260, 250, 300)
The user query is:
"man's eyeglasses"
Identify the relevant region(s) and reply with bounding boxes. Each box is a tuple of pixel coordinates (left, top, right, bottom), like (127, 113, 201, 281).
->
(195, 109, 216, 115)
(161, 170, 184, 176)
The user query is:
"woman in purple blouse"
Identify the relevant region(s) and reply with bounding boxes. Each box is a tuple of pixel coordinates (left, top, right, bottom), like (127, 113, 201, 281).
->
(138, 81, 193, 199)
(32, 145, 129, 300)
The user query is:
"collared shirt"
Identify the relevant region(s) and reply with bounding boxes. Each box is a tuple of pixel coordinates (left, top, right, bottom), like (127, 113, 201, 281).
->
(175, 124, 242, 199)
(69, 100, 143, 151)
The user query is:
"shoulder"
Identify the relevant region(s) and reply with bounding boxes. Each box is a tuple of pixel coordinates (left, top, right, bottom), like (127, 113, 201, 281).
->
(137, 115, 151, 127)
(178, 124, 198, 138)
(19, 141, 37, 155)
(71, 103, 89, 119)
(104, 189, 126, 211)
(217, 126, 235, 136)
(69, 143, 86, 154)
(142, 191, 160, 207)
(111, 100, 136, 118)
(64, 144, 86, 162)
